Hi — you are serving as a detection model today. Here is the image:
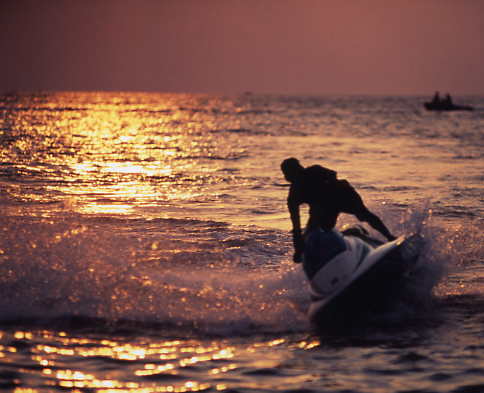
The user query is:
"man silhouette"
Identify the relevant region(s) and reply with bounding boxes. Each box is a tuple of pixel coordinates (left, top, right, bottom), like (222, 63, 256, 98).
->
(281, 157, 395, 262)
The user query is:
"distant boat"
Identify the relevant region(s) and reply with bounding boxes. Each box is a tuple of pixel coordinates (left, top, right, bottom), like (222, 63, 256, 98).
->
(424, 95, 474, 111)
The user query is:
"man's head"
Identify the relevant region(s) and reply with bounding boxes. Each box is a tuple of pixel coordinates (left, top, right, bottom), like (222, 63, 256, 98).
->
(281, 157, 304, 182)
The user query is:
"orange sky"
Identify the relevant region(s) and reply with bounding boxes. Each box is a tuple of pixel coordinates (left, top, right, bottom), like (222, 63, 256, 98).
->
(1, 0, 483, 94)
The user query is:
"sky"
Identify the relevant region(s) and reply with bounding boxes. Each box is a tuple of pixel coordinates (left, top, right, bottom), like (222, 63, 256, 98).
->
(1, 0, 483, 95)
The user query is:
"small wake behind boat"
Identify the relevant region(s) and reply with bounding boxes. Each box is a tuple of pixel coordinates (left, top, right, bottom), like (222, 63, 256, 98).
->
(304, 227, 424, 326)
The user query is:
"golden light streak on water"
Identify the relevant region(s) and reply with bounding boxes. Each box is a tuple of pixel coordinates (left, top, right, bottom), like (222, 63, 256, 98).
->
(297, 339, 320, 350)
(15, 328, 244, 392)
(14, 331, 33, 340)
(135, 363, 176, 376)
(209, 363, 238, 375)
(97, 381, 213, 393)
(3, 92, 228, 216)
(39, 345, 226, 392)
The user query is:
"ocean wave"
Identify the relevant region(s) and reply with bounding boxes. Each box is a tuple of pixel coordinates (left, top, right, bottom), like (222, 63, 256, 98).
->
(2, 205, 477, 336)
(0, 214, 307, 336)
(178, 152, 249, 161)
(0, 106, 88, 112)
(209, 128, 269, 136)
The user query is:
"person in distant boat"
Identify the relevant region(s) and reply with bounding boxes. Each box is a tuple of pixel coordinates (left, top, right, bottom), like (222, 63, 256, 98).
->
(281, 157, 396, 263)
(432, 91, 441, 104)
(442, 93, 453, 107)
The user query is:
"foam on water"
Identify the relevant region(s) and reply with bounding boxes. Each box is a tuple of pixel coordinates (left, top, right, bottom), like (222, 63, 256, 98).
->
(1, 204, 478, 336)
(0, 214, 310, 335)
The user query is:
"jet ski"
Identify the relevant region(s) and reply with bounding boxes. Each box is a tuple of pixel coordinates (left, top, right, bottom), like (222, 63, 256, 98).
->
(303, 226, 424, 326)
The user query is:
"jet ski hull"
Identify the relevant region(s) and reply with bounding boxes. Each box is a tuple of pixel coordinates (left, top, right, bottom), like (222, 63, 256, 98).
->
(305, 229, 424, 326)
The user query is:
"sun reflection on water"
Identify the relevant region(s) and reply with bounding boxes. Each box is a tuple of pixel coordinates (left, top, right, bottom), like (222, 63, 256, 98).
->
(17, 330, 239, 392)
(2, 92, 244, 217)
(0, 328, 326, 392)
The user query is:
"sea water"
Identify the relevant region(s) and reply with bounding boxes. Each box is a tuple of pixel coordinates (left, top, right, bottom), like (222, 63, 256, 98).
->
(0, 92, 483, 392)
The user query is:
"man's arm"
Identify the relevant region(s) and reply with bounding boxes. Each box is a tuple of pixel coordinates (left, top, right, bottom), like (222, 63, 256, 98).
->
(355, 208, 396, 241)
(288, 192, 304, 263)
(341, 180, 396, 241)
